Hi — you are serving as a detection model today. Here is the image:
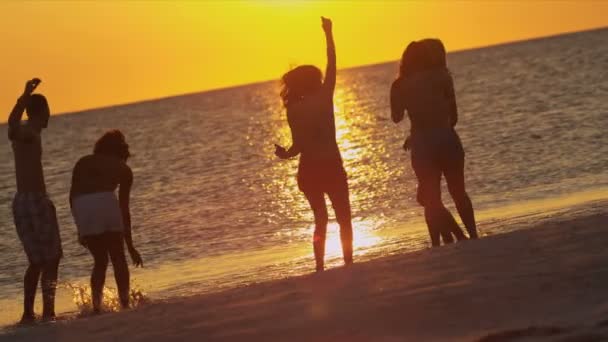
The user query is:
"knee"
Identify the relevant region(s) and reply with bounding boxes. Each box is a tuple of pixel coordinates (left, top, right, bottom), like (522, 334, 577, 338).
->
(450, 188, 470, 205)
(27, 262, 42, 272)
(314, 212, 329, 228)
(25, 264, 41, 278)
(110, 253, 128, 272)
(337, 217, 352, 230)
(335, 207, 351, 228)
(43, 258, 60, 271)
(313, 218, 328, 242)
(93, 256, 109, 270)
(416, 190, 426, 207)
(417, 184, 441, 208)
(421, 195, 442, 209)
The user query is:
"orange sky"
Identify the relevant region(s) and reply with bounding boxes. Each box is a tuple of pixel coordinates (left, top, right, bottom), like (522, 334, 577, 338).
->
(1, 1, 606, 122)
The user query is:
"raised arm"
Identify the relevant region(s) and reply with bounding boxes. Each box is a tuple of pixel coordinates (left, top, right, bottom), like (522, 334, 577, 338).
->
(8, 78, 40, 141)
(390, 79, 406, 123)
(321, 17, 336, 95)
(119, 165, 143, 267)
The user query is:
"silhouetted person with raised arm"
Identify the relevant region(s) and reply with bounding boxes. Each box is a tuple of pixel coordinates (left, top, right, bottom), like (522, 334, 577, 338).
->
(275, 17, 353, 272)
(70, 130, 143, 313)
(8, 78, 62, 323)
(391, 40, 478, 247)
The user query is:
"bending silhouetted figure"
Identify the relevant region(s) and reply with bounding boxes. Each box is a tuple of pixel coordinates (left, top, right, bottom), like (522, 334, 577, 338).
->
(70, 130, 143, 313)
(275, 17, 353, 272)
(390, 39, 478, 246)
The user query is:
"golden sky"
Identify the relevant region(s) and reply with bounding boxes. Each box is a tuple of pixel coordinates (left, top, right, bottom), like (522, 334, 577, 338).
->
(1, 1, 606, 121)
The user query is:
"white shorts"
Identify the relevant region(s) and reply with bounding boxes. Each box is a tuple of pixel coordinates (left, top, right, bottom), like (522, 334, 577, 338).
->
(72, 192, 124, 237)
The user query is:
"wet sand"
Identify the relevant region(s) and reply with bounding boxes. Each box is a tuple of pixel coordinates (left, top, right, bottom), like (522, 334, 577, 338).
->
(2, 204, 608, 342)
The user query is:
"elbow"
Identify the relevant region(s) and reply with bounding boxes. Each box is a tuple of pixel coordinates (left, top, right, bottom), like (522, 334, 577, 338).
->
(451, 113, 458, 127)
(7, 118, 19, 128)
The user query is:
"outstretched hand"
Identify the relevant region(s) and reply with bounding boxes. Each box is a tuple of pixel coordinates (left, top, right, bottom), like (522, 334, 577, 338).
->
(274, 144, 289, 159)
(23, 78, 41, 97)
(129, 247, 144, 268)
(321, 16, 332, 33)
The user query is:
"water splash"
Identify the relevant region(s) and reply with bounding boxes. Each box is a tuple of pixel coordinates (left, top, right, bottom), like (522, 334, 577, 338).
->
(62, 280, 149, 315)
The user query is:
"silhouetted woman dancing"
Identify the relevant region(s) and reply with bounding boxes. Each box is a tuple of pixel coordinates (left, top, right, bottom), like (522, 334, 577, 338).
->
(275, 17, 353, 271)
(390, 39, 478, 247)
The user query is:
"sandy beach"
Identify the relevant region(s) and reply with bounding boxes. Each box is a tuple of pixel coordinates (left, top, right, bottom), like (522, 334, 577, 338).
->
(2, 201, 607, 342)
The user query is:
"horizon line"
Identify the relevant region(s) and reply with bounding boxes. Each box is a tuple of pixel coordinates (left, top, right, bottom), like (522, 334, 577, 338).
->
(2, 24, 606, 124)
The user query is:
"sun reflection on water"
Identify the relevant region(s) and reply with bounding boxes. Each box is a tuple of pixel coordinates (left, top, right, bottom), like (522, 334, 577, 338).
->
(322, 219, 384, 259)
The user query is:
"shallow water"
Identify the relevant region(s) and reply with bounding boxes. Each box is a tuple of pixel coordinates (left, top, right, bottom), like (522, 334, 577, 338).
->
(1, 28, 607, 326)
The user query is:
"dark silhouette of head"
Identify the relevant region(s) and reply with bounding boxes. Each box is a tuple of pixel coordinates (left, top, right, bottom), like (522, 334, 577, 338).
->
(420, 38, 447, 69)
(94, 130, 131, 161)
(26, 94, 50, 128)
(399, 41, 432, 79)
(280, 65, 323, 107)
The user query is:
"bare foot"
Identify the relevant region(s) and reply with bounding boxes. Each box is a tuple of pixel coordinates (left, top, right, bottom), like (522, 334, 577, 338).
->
(18, 313, 37, 325)
(41, 314, 56, 323)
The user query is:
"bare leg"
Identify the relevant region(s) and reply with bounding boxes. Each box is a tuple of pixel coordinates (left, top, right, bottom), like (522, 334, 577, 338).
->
(425, 203, 458, 246)
(327, 176, 353, 266)
(420, 185, 464, 245)
(445, 159, 478, 239)
(452, 192, 477, 238)
(87, 236, 109, 313)
(441, 203, 467, 241)
(304, 191, 328, 272)
(414, 161, 455, 247)
(423, 209, 441, 247)
(41, 258, 60, 320)
(22, 263, 41, 323)
(108, 233, 130, 309)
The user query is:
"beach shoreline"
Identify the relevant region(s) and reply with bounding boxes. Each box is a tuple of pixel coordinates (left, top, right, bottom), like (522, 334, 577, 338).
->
(2, 201, 607, 342)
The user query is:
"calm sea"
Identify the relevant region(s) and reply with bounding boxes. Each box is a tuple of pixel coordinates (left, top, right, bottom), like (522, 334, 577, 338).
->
(1, 28, 607, 326)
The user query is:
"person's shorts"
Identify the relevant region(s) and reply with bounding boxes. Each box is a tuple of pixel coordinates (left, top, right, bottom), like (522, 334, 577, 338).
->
(297, 161, 348, 195)
(13, 193, 63, 265)
(410, 129, 465, 205)
(72, 192, 124, 238)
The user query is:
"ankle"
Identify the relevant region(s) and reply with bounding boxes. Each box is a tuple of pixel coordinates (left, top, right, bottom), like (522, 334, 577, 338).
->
(20, 312, 36, 324)
(42, 304, 55, 319)
(42, 313, 56, 322)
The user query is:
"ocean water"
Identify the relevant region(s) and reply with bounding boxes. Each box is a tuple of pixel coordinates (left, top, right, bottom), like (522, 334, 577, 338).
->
(1, 28, 607, 326)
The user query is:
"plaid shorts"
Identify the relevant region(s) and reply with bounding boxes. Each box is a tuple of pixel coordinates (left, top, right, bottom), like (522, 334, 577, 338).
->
(13, 193, 63, 265)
